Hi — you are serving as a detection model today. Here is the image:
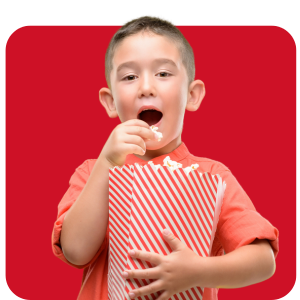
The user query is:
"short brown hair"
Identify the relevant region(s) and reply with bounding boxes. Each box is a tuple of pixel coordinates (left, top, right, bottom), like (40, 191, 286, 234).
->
(105, 16, 195, 89)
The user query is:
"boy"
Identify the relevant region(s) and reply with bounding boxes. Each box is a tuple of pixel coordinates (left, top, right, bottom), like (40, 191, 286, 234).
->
(52, 16, 279, 300)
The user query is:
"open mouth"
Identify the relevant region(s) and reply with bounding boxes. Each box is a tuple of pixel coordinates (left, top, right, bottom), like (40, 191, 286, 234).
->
(138, 109, 163, 126)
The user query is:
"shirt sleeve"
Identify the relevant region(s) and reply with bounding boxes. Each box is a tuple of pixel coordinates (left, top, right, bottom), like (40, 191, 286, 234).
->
(51, 159, 109, 269)
(215, 168, 279, 258)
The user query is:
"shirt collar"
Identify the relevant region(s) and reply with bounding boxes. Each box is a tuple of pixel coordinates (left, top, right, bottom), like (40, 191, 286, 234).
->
(124, 141, 190, 166)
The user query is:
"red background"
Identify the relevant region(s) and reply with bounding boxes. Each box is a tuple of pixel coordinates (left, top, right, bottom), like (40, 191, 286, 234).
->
(6, 26, 295, 299)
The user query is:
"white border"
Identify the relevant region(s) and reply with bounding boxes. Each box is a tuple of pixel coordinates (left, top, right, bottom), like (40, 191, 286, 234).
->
(1, 1, 298, 299)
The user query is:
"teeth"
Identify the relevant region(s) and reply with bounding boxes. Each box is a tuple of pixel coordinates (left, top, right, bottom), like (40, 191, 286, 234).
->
(142, 108, 156, 112)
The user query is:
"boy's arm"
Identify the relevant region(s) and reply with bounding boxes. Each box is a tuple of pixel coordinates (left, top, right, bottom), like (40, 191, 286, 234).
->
(60, 119, 157, 266)
(60, 157, 112, 266)
(122, 232, 276, 299)
(201, 238, 276, 289)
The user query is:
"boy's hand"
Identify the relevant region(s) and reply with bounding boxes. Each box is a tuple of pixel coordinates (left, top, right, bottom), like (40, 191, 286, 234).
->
(99, 119, 159, 168)
(122, 229, 208, 300)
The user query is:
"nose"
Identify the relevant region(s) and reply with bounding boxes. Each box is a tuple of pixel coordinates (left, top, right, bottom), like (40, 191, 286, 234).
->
(138, 73, 156, 98)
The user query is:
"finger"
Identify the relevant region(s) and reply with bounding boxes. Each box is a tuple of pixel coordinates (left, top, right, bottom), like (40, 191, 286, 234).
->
(156, 290, 171, 300)
(124, 135, 147, 153)
(122, 267, 159, 280)
(125, 125, 157, 141)
(129, 249, 162, 266)
(123, 119, 150, 129)
(128, 279, 163, 299)
(122, 143, 146, 156)
(162, 229, 185, 252)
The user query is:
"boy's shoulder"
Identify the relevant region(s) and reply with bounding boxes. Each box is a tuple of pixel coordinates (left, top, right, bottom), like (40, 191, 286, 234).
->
(185, 153, 231, 175)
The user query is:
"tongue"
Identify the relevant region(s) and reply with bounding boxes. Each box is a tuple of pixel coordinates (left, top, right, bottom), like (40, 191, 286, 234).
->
(139, 110, 162, 126)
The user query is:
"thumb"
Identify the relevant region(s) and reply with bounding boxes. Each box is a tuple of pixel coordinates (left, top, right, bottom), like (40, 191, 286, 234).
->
(162, 229, 184, 252)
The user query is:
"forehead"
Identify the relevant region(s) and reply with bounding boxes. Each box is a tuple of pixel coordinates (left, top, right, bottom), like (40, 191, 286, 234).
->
(112, 32, 182, 68)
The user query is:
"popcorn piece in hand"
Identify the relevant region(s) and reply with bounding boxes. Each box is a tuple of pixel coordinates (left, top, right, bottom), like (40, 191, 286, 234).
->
(150, 125, 163, 141)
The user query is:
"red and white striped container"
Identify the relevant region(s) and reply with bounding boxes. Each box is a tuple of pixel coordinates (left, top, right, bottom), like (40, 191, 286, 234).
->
(108, 163, 226, 300)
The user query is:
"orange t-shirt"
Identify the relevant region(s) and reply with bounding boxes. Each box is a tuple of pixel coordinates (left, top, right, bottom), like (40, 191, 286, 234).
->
(51, 142, 279, 300)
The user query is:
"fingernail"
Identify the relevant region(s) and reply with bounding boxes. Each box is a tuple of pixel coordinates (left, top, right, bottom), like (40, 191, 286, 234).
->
(154, 132, 159, 139)
(129, 292, 135, 298)
(129, 249, 135, 256)
(163, 228, 170, 235)
(123, 271, 128, 278)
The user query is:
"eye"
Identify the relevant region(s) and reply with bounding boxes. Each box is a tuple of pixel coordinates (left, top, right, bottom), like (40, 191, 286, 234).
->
(157, 72, 171, 77)
(123, 75, 137, 81)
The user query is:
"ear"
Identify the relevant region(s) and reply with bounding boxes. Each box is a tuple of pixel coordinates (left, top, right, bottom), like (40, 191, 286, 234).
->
(186, 80, 205, 112)
(99, 87, 118, 118)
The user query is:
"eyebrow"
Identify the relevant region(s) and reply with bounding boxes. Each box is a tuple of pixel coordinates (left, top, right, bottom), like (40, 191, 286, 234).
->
(116, 58, 178, 73)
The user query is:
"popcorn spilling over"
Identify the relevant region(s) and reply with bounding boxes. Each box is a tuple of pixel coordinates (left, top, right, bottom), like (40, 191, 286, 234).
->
(184, 164, 200, 174)
(147, 161, 159, 171)
(147, 156, 199, 174)
(150, 125, 163, 142)
(163, 156, 183, 171)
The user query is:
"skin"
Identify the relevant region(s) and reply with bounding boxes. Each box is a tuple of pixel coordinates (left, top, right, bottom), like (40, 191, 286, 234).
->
(100, 31, 205, 161)
(99, 32, 276, 299)
(123, 231, 275, 299)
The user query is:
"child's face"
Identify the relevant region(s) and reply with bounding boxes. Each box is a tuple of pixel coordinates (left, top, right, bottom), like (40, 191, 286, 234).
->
(102, 32, 204, 151)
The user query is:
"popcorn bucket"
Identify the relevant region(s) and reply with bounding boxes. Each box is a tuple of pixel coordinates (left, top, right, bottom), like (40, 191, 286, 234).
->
(108, 161, 226, 300)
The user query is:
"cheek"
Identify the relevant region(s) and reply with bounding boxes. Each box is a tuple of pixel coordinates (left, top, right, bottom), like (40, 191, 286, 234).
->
(117, 101, 133, 120)
(163, 86, 186, 117)
(114, 87, 136, 118)
(118, 85, 136, 99)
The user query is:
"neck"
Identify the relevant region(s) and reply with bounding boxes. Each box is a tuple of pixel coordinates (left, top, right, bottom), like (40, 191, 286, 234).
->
(134, 135, 182, 161)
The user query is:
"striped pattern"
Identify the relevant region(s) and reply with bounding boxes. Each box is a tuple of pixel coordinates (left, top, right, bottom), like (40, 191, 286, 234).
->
(108, 163, 226, 300)
(108, 165, 134, 300)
